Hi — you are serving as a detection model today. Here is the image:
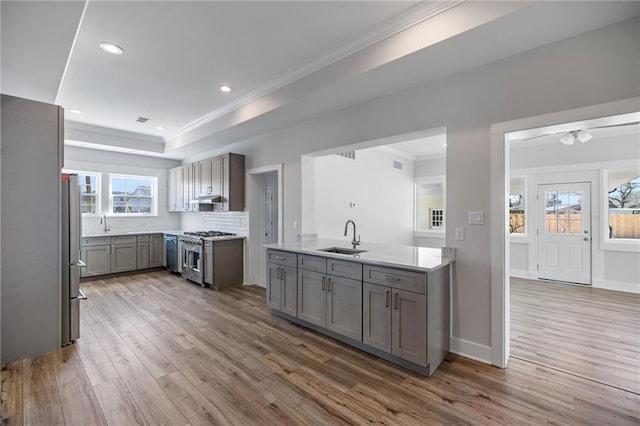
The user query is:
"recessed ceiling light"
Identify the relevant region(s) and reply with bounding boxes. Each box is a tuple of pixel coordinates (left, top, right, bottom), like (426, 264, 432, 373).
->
(442, 143, 447, 147)
(220, 85, 233, 93)
(156, 126, 165, 131)
(99, 42, 124, 55)
(68, 108, 82, 114)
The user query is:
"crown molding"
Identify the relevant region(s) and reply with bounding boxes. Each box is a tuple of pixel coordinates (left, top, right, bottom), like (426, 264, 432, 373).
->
(65, 120, 164, 144)
(170, 1, 464, 141)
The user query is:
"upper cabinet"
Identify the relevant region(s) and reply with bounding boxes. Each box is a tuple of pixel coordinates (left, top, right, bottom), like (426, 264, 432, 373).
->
(221, 153, 245, 212)
(169, 153, 245, 212)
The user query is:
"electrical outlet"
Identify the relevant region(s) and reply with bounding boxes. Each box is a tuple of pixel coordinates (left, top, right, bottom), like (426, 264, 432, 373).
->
(455, 228, 464, 241)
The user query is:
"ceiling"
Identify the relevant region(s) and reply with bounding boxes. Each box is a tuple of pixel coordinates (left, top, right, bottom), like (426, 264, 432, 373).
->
(2, 1, 640, 160)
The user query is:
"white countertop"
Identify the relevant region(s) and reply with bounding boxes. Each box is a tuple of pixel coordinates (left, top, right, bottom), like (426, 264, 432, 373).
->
(264, 239, 453, 272)
(83, 230, 245, 241)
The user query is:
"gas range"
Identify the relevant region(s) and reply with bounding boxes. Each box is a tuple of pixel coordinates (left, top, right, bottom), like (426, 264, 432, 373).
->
(179, 230, 236, 245)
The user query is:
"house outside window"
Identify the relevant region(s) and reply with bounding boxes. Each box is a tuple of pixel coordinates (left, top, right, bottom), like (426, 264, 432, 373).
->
(509, 176, 526, 235)
(109, 174, 157, 215)
(415, 177, 445, 235)
(607, 172, 640, 240)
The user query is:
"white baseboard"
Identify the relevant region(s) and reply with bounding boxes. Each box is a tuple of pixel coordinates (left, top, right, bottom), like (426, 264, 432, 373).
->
(593, 279, 640, 294)
(449, 337, 492, 364)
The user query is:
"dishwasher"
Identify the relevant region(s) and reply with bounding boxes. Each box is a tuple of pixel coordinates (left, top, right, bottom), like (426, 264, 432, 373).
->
(164, 234, 179, 273)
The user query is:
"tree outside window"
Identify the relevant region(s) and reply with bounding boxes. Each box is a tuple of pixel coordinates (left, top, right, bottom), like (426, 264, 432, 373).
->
(509, 177, 526, 234)
(608, 173, 640, 239)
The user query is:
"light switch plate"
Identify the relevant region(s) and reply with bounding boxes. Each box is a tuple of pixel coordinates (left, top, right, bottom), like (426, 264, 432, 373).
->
(468, 211, 484, 225)
(455, 228, 464, 241)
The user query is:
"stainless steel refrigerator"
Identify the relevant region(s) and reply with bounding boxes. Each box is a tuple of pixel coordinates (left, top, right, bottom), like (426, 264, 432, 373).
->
(61, 173, 87, 345)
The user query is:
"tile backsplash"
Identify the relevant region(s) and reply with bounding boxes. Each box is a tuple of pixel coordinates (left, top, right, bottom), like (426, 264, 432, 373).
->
(182, 211, 248, 236)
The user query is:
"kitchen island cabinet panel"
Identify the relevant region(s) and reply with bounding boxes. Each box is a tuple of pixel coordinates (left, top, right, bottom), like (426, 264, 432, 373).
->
(326, 275, 362, 341)
(392, 289, 427, 366)
(297, 269, 326, 327)
(363, 282, 391, 352)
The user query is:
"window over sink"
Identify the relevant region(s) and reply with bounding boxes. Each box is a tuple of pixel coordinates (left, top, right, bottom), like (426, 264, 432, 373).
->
(109, 174, 157, 216)
(63, 170, 101, 216)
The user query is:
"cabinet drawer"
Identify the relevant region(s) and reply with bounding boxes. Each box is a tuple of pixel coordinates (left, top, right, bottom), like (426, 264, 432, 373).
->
(327, 258, 362, 281)
(137, 234, 150, 242)
(111, 235, 137, 245)
(298, 254, 327, 273)
(363, 265, 426, 294)
(81, 236, 110, 247)
(267, 249, 297, 267)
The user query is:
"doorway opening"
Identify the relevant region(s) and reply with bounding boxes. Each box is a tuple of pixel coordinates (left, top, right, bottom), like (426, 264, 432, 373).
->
(246, 164, 282, 286)
(498, 107, 640, 393)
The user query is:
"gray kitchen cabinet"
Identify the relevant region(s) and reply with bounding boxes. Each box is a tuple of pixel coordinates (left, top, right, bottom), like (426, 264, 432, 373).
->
(297, 255, 362, 340)
(363, 283, 392, 352)
(392, 288, 427, 366)
(266, 249, 297, 316)
(168, 167, 179, 212)
(182, 164, 194, 211)
(297, 269, 326, 327)
(111, 240, 137, 273)
(363, 265, 427, 366)
(137, 236, 149, 270)
(220, 153, 245, 211)
(81, 245, 111, 277)
(149, 234, 164, 267)
(326, 275, 362, 341)
(197, 156, 222, 198)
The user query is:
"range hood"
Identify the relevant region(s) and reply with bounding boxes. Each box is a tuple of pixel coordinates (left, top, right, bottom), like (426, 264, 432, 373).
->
(190, 195, 223, 204)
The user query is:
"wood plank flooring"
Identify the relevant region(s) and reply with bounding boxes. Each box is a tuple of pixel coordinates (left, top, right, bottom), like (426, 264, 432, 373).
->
(2, 271, 639, 425)
(511, 277, 640, 395)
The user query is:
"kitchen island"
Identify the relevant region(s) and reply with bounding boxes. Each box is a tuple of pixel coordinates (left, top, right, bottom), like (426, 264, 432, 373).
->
(264, 239, 453, 376)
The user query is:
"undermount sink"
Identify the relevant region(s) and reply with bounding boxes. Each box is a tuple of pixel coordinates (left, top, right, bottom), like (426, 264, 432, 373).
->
(317, 247, 368, 255)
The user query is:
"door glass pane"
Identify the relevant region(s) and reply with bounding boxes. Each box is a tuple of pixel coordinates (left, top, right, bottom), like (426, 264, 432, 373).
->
(545, 189, 583, 234)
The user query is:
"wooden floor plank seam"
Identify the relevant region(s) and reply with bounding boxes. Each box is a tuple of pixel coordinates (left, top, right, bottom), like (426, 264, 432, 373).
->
(2, 271, 639, 425)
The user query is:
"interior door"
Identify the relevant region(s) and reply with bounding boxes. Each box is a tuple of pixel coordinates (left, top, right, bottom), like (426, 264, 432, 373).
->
(538, 182, 591, 285)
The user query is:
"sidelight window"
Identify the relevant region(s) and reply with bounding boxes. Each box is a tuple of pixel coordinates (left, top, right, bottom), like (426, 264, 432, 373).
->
(109, 174, 157, 215)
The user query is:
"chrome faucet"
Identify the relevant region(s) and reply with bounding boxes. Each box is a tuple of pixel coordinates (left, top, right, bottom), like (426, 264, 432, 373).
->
(100, 215, 110, 233)
(344, 219, 360, 249)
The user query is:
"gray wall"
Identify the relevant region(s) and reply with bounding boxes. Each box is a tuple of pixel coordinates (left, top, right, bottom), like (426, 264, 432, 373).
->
(1, 95, 62, 363)
(188, 18, 640, 355)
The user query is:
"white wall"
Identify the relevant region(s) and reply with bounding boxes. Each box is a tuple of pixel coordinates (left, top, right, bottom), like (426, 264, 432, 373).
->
(314, 147, 414, 245)
(185, 18, 640, 360)
(64, 146, 182, 235)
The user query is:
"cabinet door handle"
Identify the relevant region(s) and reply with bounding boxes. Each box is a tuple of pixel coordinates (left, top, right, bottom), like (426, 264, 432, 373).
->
(383, 274, 401, 282)
(111, 245, 115, 254)
(106, 246, 110, 254)
(274, 255, 285, 261)
(394, 292, 399, 310)
(327, 278, 332, 292)
(385, 290, 390, 308)
(322, 276, 326, 291)
(281, 269, 286, 280)
(276, 267, 281, 280)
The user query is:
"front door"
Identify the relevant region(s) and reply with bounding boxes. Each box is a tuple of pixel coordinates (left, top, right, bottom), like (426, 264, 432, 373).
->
(538, 182, 591, 285)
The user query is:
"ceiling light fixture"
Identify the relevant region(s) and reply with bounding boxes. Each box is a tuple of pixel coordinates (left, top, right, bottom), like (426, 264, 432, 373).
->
(442, 144, 447, 147)
(99, 42, 124, 55)
(156, 126, 165, 131)
(560, 130, 592, 145)
(220, 85, 232, 93)
(67, 108, 82, 114)
(576, 129, 592, 143)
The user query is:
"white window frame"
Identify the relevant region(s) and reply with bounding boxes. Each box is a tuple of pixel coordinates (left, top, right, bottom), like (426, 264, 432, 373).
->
(108, 173, 158, 216)
(62, 169, 101, 217)
(509, 175, 528, 239)
(601, 168, 640, 253)
(414, 176, 446, 238)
